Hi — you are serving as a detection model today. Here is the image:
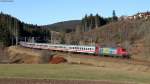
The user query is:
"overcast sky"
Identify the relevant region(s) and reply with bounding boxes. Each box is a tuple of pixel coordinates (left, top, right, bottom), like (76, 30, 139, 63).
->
(0, 0, 149, 25)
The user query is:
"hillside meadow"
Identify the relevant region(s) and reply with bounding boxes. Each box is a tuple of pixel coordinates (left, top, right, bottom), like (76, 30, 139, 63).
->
(0, 64, 149, 84)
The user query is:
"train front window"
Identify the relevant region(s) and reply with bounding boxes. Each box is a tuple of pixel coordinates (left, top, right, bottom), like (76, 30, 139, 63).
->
(122, 48, 126, 51)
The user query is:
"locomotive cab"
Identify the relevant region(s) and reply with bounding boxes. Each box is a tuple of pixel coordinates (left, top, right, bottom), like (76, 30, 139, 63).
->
(117, 48, 130, 58)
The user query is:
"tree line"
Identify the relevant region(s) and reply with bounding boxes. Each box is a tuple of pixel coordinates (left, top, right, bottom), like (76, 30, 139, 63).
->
(81, 10, 118, 32)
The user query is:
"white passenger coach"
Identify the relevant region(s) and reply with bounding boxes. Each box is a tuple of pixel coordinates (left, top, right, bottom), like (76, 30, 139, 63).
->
(20, 42, 96, 54)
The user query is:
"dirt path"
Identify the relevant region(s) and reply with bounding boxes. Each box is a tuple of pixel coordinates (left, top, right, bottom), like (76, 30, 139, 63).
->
(0, 78, 134, 84)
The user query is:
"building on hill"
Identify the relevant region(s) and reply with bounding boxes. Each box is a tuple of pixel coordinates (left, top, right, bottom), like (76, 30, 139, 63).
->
(120, 11, 150, 20)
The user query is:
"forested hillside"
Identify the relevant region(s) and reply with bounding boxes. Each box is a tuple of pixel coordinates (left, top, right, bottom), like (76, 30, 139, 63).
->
(43, 11, 118, 33)
(92, 19, 150, 60)
(80, 12, 117, 32)
(66, 19, 150, 61)
(0, 11, 150, 61)
(0, 12, 50, 46)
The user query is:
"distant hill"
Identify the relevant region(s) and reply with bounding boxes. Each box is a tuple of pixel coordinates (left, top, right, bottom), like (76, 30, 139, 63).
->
(43, 20, 81, 32)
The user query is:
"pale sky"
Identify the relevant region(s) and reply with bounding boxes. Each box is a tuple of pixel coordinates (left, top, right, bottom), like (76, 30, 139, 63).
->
(0, 0, 149, 25)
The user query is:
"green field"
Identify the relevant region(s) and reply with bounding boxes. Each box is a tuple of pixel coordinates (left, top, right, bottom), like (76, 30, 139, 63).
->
(0, 64, 149, 84)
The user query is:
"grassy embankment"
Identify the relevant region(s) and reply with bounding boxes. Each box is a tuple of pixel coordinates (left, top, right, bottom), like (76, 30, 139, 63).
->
(0, 64, 150, 84)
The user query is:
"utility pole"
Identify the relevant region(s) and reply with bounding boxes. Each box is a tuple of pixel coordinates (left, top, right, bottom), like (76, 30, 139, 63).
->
(51, 31, 53, 44)
(25, 37, 27, 42)
(15, 20, 18, 46)
(8, 15, 13, 45)
(32, 37, 35, 43)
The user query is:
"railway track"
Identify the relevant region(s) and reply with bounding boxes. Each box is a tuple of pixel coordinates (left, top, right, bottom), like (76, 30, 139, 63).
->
(53, 51, 150, 67)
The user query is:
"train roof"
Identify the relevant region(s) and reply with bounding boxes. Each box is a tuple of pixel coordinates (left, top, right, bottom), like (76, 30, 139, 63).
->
(20, 42, 95, 48)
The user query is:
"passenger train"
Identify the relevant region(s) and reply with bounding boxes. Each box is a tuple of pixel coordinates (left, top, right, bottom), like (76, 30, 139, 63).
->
(20, 41, 129, 58)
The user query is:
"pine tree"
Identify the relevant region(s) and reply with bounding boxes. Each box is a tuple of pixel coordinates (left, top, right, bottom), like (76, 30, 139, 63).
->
(112, 10, 118, 21)
(81, 14, 88, 32)
(89, 14, 95, 30)
(95, 14, 100, 28)
(84, 14, 88, 32)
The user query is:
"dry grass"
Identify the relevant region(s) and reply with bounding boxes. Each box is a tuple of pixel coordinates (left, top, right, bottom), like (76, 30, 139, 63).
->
(54, 52, 150, 73)
(7, 46, 51, 64)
